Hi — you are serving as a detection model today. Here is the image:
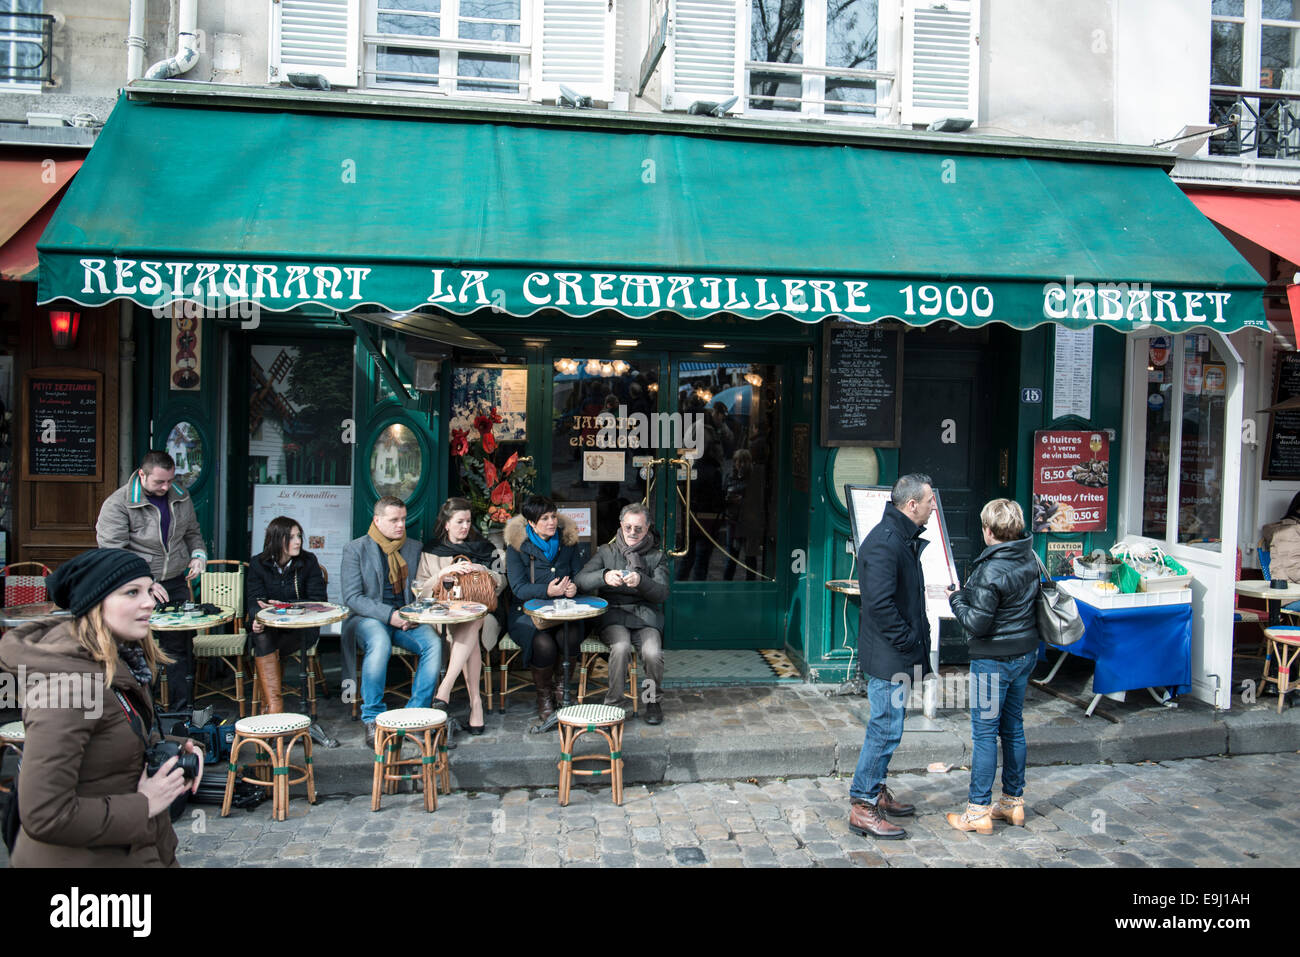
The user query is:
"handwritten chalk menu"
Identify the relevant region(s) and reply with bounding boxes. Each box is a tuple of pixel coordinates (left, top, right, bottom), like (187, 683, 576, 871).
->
(1264, 352, 1300, 481)
(820, 322, 902, 447)
(23, 369, 102, 481)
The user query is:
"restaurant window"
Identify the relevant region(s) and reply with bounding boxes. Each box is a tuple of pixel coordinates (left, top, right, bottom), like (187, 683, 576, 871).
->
(1210, 0, 1300, 160)
(748, 0, 890, 117)
(365, 0, 530, 96)
(0, 0, 47, 91)
(166, 422, 204, 491)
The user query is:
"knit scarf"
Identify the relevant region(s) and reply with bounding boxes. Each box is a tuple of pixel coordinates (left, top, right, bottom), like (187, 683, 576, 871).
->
(368, 523, 409, 596)
(116, 641, 153, 687)
(616, 527, 654, 572)
(526, 524, 560, 562)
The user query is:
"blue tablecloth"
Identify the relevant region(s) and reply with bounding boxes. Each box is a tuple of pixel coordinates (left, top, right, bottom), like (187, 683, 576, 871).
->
(1057, 601, 1193, 696)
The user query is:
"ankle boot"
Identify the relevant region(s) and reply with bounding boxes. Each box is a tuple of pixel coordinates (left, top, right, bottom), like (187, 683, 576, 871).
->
(254, 654, 283, 715)
(946, 802, 994, 835)
(532, 665, 556, 721)
(990, 793, 1026, 827)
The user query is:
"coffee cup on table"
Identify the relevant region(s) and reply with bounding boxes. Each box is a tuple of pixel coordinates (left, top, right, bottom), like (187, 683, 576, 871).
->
(1272, 579, 1290, 590)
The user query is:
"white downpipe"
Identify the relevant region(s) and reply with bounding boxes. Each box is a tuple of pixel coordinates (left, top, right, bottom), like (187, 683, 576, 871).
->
(126, 0, 147, 81)
(145, 0, 199, 80)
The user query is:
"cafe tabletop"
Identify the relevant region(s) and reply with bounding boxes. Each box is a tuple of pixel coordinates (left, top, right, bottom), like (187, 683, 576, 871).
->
(825, 579, 860, 596)
(0, 602, 71, 628)
(255, 601, 350, 628)
(149, 605, 235, 631)
(523, 596, 607, 624)
(1234, 580, 1300, 602)
(397, 601, 487, 626)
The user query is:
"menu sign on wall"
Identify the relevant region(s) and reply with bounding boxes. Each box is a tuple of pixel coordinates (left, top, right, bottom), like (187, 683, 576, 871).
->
(23, 369, 102, 481)
(1031, 430, 1109, 533)
(820, 322, 902, 447)
(1263, 352, 1300, 481)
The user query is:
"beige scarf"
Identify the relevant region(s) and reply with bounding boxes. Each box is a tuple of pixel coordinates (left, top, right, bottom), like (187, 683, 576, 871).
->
(368, 523, 408, 597)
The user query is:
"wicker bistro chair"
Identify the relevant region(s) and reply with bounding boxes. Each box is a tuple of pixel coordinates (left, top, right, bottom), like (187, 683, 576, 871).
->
(191, 561, 250, 717)
(221, 712, 316, 821)
(556, 704, 627, 806)
(0, 562, 51, 608)
(0, 721, 23, 793)
(1261, 626, 1300, 713)
(576, 637, 638, 714)
(370, 707, 451, 812)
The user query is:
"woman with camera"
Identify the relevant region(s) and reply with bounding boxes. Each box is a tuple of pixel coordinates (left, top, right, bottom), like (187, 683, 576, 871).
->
(246, 516, 337, 747)
(0, 548, 204, 867)
(414, 497, 505, 737)
(504, 495, 583, 723)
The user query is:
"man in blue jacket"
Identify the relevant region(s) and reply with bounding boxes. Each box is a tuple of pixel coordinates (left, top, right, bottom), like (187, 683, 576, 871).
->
(341, 496, 442, 747)
(848, 473, 935, 840)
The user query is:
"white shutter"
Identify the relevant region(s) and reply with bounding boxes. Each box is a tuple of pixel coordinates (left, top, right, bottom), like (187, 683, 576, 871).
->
(532, 0, 616, 102)
(269, 0, 361, 88)
(662, 0, 745, 112)
(899, 0, 979, 126)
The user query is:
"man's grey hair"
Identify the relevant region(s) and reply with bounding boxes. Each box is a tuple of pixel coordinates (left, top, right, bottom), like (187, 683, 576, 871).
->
(891, 473, 933, 508)
(619, 502, 651, 524)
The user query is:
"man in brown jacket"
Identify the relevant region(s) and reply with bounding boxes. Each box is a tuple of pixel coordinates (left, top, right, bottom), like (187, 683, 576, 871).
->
(96, 450, 207, 712)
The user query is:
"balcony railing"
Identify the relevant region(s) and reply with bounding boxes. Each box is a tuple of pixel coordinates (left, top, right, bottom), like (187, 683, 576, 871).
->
(746, 61, 894, 119)
(0, 12, 53, 85)
(1209, 85, 1300, 160)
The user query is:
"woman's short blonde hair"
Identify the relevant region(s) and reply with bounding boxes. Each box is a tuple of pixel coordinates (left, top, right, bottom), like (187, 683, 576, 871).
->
(980, 499, 1025, 542)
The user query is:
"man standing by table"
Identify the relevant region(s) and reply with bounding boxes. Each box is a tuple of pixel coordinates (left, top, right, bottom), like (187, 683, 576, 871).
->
(95, 449, 207, 713)
(847, 473, 936, 841)
(341, 496, 443, 748)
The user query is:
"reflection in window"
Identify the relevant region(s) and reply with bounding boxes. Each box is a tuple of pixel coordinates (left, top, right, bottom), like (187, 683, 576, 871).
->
(1177, 338, 1226, 549)
(370, 424, 423, 501)
(1141, 337, 1172, 539)
(166, 422, 203, 491)
(249, 342, 355, 487)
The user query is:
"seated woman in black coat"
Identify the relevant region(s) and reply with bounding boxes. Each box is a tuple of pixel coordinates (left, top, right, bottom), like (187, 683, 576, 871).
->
(503, 495, 583, 723)
(247, 515, 337, 747)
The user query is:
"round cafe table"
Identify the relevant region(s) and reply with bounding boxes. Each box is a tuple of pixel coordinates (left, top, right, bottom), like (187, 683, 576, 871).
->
(150, 605, 235, 713)
(524, 597, 607, 733)
(397, 600, 489, 627)
(0, 601, 71, 629)
(255, 602, 350, 718)
(1234, 580, 1300, 627)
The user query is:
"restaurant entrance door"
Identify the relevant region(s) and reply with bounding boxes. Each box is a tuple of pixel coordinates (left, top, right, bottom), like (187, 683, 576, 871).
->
(548, 347, 790, 648)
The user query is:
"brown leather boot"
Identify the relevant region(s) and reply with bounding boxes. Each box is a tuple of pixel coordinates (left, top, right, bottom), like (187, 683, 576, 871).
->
(877, 783, 915, 817)
(255, 653, 283, 714)
(532, 665, 556, 721)
(849, 799, 907, 840)
(990, 793, 1026, 827)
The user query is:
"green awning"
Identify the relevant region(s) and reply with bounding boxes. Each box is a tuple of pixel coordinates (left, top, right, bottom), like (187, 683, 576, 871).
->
(38, 94, 1265, 332)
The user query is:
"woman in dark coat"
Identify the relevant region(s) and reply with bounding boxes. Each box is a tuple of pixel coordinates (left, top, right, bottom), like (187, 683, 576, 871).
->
(503, 495, 583, 722)
(946, 498, 1041, 834)
(246, 516, 335, 746)
(0, 548, 203, 867)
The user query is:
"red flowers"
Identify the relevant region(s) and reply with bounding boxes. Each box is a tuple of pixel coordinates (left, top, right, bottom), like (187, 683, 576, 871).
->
(488, 506, 511, 523)
(481, 430, 497, 453)
(491, 481, 514, 506)
(484, 460, 498, 488)
(489, 405, 503, 424)
(450, 404, 534, 529)
(502, 452, 518, 477)
(473, 414, 492, 434)
(450, 428, 470, 457)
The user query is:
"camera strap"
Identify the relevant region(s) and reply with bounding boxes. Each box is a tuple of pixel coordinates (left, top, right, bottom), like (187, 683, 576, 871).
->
(113, 689, 159, 749)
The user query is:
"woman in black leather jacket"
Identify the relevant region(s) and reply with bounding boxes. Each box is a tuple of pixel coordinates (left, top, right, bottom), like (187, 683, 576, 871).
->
(945, 499, 1040, 834)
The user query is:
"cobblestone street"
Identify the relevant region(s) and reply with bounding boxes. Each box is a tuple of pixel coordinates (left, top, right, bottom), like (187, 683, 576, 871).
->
(176, 752, 1300, 868)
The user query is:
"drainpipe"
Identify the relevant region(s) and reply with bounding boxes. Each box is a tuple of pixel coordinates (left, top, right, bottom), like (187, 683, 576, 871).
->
(126, 0, 147, 81)
(118, 304, 135, 485)
(145, 0, 199, 80)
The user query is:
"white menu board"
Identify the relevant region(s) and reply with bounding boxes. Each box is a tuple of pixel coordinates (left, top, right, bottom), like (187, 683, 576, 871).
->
(1052, 326, 1093, 421)
(252, 485, 353, 603)
(845, 485, 957, 621)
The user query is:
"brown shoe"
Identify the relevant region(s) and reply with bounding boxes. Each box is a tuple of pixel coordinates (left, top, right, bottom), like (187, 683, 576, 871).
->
(531, 665, 557, 722)
(849, 800, 907, 840)
(990, 794, 1025, 827)
(877, 784, 915, 817)
(946, 803, 994, 835)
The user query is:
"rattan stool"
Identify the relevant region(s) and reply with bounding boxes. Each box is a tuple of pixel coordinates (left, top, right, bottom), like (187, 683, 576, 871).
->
(0, 721, 23, 793)
(556, 704, 625, 806)
(1262, 627, 1300, 713)
(372, 707, 450, 812)
(222, 713, 316, 821)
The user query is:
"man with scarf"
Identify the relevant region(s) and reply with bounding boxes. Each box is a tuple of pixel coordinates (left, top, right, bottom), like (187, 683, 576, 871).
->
(341, 496, 443, 747)
(576, 502, 671, 724)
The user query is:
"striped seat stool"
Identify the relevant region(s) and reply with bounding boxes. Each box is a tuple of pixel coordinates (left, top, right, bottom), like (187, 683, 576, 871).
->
(0, 721, 23, 793)
(222, 713, 316, 821)
(372, 708, 450, 812)
(556, 704, 626, 806)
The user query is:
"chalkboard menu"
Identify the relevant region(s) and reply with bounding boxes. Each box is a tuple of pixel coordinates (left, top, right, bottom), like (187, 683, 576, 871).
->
(22, 369, 103, 481)
(820, 322, 903, 447)
(1264, 352, 1300, 480)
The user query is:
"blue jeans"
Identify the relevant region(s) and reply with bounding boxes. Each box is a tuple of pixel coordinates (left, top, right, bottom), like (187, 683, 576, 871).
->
(848, 676, 907, 804)
(968, 650, 1037, 805)
(355, 617, 443, 723)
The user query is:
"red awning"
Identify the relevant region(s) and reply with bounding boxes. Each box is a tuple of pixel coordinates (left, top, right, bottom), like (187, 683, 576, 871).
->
(1185, 190, 1300, 267)
(0, 156, 83, 281)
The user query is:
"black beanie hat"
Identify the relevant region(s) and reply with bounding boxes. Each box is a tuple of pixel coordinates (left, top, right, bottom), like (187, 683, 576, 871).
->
(45, 548, 153, 619)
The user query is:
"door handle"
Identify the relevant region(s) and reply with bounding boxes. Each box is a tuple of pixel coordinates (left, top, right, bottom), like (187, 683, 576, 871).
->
(668, 456, 691, 558)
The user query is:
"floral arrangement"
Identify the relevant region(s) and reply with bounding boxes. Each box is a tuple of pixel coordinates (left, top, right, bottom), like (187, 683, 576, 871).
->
(451, 405, 537, 532)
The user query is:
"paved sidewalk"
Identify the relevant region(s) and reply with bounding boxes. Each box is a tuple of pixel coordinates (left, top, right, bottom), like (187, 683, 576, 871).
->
(175, 752, 1300, 867)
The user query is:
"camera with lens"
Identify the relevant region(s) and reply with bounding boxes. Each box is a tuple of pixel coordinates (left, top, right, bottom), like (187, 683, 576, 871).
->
(145, 740, 201, 780)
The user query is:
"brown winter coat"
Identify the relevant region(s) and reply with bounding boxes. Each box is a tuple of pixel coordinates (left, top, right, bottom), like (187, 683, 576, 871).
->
(0, 617, 180, 868)
(412, 552, 505, 651)
(1263, 517, 1300, 583)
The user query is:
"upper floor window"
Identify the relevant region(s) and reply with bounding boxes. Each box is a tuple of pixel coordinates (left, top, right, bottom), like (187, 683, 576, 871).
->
(364, 0, 531, 97)
(748, 0, 888, 117)
(0, 0, 49, 92)
(1210, 0, 1300, 159)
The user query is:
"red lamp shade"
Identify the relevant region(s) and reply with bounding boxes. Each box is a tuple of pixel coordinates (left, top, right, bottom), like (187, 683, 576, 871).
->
(49, 310, 80, 350)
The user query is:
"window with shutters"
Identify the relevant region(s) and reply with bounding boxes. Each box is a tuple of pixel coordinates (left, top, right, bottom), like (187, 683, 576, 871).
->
(363, 0, 532, 97)
(747, 0, 891, 118)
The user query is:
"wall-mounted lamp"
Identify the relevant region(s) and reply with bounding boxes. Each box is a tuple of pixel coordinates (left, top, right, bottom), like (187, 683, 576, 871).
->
(612, 359, 630, 376)
(49, 310, 80, 349)
(744, 372, 763, 387)
(585, 358, 602, 376)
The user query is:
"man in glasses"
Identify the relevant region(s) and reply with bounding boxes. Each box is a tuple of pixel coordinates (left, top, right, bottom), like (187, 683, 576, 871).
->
(576, 502, 671, 724)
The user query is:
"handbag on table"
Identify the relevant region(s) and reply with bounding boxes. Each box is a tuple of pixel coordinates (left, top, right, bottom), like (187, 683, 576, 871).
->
(1034, 552, 1085, 647)
(432, 556, 499, 612)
